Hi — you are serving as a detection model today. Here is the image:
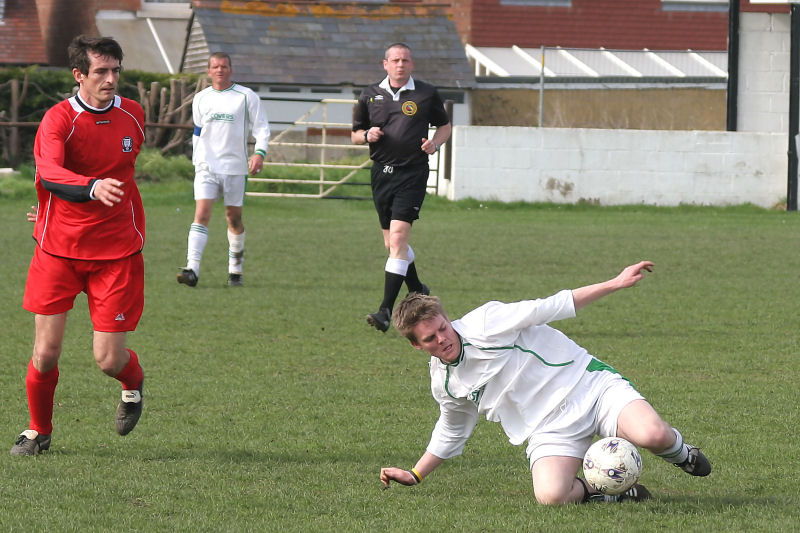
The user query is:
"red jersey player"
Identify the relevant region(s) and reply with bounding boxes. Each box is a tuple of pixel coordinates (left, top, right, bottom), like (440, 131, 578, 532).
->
(11, 35, 147, 455)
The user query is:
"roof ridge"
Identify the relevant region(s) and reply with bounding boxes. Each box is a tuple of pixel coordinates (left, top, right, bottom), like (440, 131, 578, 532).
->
(195, 0, 451, 19)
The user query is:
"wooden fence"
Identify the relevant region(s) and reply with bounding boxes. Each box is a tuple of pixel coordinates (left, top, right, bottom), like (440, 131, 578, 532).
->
(0, 75, 203, 166)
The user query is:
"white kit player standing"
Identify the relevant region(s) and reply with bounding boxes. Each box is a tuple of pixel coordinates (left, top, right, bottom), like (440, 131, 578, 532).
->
(178, 52, 270, 288)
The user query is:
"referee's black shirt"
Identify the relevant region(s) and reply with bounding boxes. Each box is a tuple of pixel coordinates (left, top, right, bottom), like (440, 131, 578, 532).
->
(353, 77, 450, 168)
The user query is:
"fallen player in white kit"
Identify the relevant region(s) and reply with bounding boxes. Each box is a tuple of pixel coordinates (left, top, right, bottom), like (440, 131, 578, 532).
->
(380, 261, 711, 504)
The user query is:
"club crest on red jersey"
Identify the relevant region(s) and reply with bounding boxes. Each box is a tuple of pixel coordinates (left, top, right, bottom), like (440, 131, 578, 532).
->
(121, 136, 133, 152)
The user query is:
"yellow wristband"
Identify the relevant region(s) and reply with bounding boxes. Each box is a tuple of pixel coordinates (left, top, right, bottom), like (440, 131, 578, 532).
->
(410, 467, 423, 484)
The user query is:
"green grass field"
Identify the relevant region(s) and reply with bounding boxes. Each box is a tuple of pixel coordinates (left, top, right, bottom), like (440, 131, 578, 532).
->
(0, 187, 798, 532)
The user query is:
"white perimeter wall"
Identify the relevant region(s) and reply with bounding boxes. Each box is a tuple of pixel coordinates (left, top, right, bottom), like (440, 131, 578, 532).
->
(430, 11, 795, 208)
(737, 12, 792, 134)
(437, 126, 787, 208)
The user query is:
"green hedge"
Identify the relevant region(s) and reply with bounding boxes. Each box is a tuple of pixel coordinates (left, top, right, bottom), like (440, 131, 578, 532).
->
(0, 66, 200, 166)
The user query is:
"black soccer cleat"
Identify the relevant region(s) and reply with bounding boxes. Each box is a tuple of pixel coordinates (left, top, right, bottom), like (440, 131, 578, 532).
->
(177, 268, 198, 287)
(676, 446, 711, 476)
(617, 483, 652, 502)
(10, 430, 51, 456)
(366, 307, 392, 332)
(227, 273, 243, 287)
(115, 382, 143, 436)
(408, 283, 430, 296)
(589, 483, 651, 503)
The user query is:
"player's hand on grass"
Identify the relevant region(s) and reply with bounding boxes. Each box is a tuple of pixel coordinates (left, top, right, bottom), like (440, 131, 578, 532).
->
(94, 178, 125, 207)
(26, 205, 37, 222)
(380, 467, 417, 488)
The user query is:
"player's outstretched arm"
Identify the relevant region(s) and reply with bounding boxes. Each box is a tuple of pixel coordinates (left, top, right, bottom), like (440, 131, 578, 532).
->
(381, 451, 445, 488)
(571, 261, 654, 311)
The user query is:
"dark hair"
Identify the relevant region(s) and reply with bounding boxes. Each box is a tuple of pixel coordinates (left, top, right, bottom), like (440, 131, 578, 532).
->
(393, 293, 447, 342)
(384, 42, 412, 59)
(68, 35, 124, 75)
(208, 52, 232, 68)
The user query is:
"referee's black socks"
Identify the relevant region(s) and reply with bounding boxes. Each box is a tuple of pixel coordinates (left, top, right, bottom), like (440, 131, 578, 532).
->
(381, 271, 406, 311)
(404, 262, 424, 293)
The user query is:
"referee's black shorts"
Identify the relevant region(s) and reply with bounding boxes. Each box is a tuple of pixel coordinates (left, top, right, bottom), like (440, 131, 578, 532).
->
(370, 162, 429, 230)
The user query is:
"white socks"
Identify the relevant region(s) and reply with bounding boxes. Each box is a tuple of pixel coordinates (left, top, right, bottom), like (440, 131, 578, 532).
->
(228, 229, 245, 274)
(186, 223, 208, 273)
(657, 427, 690, 465)
(187, 225, 246, 275)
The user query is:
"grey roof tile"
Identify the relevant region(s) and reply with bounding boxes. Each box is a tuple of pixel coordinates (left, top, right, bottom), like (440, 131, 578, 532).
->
(187, 2, 475, 89)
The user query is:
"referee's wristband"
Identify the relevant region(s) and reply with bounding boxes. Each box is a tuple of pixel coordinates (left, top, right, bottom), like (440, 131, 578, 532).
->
(363, 130, 369, 143)
(409, 468, 423, 484)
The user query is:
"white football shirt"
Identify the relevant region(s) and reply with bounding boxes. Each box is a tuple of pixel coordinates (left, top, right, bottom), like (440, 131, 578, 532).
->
(426, 289, 597, 459)
(192, 83, 270, 175)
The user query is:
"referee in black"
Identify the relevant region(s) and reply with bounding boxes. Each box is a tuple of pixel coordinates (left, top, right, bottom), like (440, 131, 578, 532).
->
(352, 42, 452, 332)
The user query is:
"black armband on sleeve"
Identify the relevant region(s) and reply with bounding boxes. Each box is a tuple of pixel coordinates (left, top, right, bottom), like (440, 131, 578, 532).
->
(40, 177, 96, 203)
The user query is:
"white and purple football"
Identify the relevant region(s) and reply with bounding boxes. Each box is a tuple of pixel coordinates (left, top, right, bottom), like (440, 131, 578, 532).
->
(583, 437, 643, 495)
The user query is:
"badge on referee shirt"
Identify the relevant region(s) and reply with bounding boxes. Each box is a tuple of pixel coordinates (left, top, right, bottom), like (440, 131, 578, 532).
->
(401, 101, 418, 116)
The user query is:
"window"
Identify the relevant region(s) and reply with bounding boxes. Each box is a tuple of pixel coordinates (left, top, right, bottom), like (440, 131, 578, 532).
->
(0, 0, 6, 24)
(662, 0, 728, 12)
(500, 0, 571, 5)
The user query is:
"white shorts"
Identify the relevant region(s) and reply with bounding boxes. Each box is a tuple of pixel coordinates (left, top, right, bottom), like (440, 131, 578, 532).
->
(194, 167, 247, 206)
(526, 368, 645, 468)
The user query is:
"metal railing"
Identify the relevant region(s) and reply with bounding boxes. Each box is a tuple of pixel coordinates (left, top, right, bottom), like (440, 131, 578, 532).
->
(249, 97, 448, 200)
(0, 95, 449, 200)
(249, 98, 371, 199)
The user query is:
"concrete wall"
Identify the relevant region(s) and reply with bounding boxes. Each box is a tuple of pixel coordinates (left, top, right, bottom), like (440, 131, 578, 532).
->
(437, 126, 787, 208)
(737, 12, 792, 134)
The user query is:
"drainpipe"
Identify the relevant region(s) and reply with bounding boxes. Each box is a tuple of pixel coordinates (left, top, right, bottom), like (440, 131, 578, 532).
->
(726, 0, 740, 132)
(788, 4, 800, 211)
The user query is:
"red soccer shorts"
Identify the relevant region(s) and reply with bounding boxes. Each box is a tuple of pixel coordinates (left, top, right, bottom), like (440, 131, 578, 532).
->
(23, 247, 145, 332)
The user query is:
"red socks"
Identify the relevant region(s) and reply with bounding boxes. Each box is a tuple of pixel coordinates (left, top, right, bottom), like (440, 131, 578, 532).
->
(25, 350, 142, 435)
(25, 359, 59, 435)
(114, 349, 143, 391)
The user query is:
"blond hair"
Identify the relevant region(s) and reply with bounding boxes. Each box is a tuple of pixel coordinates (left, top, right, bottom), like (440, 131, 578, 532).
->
(393, 293, 446, 343)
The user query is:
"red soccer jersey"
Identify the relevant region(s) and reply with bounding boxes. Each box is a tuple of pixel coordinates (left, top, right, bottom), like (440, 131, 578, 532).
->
(32, 94, 146, 260)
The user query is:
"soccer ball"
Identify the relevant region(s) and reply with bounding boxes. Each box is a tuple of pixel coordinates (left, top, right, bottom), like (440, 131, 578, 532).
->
(583, 437, 643, 495)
